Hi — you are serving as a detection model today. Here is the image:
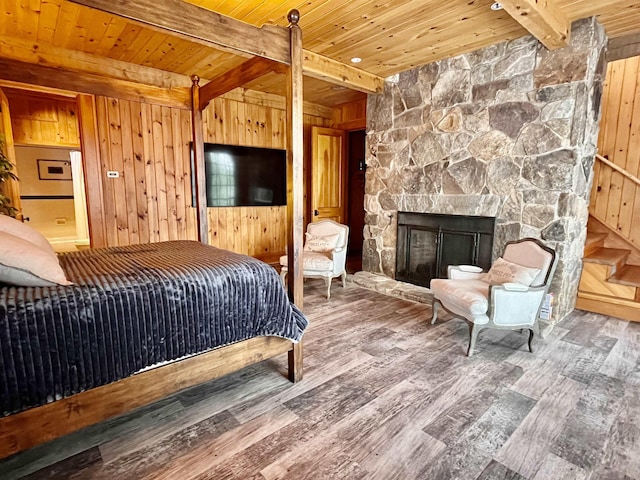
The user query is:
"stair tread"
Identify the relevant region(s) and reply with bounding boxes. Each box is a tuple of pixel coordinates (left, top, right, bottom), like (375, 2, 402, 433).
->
(584, 247, 631, 265)
(609, 265, 640, 287)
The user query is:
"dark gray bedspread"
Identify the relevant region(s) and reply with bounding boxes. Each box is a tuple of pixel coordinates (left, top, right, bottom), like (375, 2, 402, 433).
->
(0, 241, 308, 416)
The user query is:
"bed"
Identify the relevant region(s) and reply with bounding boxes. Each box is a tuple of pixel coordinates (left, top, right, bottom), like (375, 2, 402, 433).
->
(0, 240, 307, 459)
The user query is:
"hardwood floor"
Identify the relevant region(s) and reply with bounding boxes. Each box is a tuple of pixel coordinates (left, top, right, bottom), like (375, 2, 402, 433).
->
(1, 280, 639, 479)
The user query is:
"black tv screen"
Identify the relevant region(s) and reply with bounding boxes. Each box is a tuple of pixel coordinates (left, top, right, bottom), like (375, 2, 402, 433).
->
(191, 143, 287, 207)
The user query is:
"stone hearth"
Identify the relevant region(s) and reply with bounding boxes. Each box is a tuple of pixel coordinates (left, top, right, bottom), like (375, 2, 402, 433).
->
(363, 18, 607, 323)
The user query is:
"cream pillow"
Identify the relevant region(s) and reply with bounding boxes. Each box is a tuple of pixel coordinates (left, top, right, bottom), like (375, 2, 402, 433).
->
(0, 232, 72, 287)
(483, 257, 541, 287)
(304, 232, 340, 253)
(0, 214, 55, 256)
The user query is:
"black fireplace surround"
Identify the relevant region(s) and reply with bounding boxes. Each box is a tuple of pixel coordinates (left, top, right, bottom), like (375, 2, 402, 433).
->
(395, 212, 496, 287)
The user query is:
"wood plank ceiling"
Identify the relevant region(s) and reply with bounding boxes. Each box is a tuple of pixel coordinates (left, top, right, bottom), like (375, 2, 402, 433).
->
(1, 0, 639, 107)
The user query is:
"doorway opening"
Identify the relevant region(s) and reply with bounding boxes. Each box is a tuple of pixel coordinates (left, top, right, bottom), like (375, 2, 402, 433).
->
(3, 88, 90, 252)
(346, 129, 366, 273)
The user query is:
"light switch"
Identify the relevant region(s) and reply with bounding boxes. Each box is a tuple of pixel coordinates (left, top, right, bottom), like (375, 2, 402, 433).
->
(107, 171, 119, 178)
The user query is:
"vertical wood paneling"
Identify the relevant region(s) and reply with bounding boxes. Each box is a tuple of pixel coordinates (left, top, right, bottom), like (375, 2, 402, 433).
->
(95, 96, 194, 247)
(141, 102, 159, 243)
(7, 91, 80, 147)
(331, 98, 367, 130)
(92, 93, 330, 252)
(201, 96, 331, 258)
(130, 100, 150, 243)
(593, 57, 640, 250)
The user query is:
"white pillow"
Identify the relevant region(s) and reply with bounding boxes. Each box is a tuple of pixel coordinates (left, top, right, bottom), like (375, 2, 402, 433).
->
(482, 257, 541, 287)
(0, 232, 72, 287)
(0, 214, 55, 256)
(304, 232, 340, 253)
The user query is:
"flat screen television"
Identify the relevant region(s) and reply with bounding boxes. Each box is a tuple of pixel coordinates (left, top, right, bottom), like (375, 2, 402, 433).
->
(191, 142, 287, 207)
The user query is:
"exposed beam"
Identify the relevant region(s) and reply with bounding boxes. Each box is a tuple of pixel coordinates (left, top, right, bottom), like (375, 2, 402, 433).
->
(67, 0, 383, 95)
(608, 33, 640, 61)
(0, 37, 335, 116)
(500, 0, 570, 50)
(199, 57, 287, 110)
(303, 51, 384, 94)
(67, 0, 290, 64)
(0, 36, 192, 90)
(0, 58, 190, 109)
(221, 88, 334, 119)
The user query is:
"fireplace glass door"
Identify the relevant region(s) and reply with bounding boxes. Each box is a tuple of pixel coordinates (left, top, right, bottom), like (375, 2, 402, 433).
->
(396, 226, 438, 287)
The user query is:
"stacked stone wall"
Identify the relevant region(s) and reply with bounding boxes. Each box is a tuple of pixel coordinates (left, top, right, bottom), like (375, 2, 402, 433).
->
(364, 18, 607, 322)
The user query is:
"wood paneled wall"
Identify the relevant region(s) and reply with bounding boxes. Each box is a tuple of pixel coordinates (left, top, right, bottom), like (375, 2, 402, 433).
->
(202, 96, 329, 258)
(95, 93, 331, 255)
(95, 96, 197, 247)
(592, 57, 640, 248)
(5, 85, 341, 256)
(331, 98, 366, 130)
(6, 90, 80, 147)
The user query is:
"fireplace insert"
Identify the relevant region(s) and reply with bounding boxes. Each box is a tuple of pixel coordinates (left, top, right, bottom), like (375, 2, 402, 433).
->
(395, 212, 495, 287)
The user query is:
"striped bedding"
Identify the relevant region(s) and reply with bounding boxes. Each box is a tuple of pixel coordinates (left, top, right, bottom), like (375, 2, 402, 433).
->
(0, 241, 308, 417)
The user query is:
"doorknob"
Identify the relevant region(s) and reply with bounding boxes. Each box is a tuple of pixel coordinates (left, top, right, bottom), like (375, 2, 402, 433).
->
(314, 209, 319, 216)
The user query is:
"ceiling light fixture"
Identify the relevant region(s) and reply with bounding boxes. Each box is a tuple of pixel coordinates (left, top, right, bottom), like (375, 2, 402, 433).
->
(490, 2, 503, 10)
(350, 57, 362, 63)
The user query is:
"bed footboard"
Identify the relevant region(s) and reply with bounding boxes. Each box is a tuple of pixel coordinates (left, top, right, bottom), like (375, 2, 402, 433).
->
(0, 337, 301, 460)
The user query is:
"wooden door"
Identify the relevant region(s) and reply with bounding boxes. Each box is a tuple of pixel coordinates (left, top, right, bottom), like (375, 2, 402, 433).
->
(311, 126, 346, 223)
(0, 88, 21, 219)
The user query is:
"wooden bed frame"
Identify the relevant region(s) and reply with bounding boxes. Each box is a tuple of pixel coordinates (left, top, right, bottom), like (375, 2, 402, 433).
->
(0, 2, 307, 461)
(0, 337, 303, 459)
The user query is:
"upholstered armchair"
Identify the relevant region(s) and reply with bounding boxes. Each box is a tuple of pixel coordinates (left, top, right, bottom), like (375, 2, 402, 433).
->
(280, 220, 349, 299)
(430, 238, 557, 356)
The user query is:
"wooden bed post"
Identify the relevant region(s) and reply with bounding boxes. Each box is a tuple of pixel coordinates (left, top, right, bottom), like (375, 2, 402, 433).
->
(286, 9, 305, 382)
(286, 9, 305, 310)
(191, 75, 209, 244)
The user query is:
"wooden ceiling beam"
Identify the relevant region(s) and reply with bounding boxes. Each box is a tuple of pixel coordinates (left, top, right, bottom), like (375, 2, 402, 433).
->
(66, 0, 384, 95)
(199, 57, 287, 110)
(303, 51, 384, 94)
(0, 58, 191, 109)
(0, 36, 192, 91)
(608, 33, 640, 61)
(499, 0, 570, 50)
(67, 0, 291, 64)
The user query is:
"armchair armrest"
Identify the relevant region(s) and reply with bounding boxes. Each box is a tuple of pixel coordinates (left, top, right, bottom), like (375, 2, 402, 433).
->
(448, 265, 485, 280)
(330, 247, 348, 275)
(489, 284, 546, 327)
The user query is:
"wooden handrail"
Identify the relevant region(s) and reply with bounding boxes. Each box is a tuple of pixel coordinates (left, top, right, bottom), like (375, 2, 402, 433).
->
(595, 153, 640, 187)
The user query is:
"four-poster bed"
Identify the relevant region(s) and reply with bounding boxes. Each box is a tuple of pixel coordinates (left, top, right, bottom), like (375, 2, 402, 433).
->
(0, 5, 307, 461)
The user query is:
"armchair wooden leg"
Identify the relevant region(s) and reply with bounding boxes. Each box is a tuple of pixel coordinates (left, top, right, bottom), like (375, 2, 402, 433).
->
(279, 268, 287, 285)
(324, 277, 331, 299)
(528, 328, 535, 353)
(341, 271, 347, 289)
(431, 299, 440, 325)
(467, 323, 480, 357)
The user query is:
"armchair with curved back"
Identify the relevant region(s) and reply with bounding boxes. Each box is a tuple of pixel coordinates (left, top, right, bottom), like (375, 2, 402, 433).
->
(280, 220, 349, 299)
(430, 238, 557, 356)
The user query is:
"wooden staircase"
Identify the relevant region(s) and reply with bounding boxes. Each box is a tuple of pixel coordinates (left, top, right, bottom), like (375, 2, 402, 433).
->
(576, 227, 640, 322)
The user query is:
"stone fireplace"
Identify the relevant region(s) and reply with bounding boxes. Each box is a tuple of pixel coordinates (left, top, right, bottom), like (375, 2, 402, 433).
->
(396, 212, 495, 287)
(363, 18, 607, 323)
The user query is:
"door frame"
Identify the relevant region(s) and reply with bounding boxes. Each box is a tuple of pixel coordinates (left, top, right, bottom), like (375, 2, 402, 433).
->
(0, 82, 106, 247)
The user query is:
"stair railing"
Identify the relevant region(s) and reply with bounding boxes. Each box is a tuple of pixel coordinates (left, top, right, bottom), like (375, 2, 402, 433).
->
(595, 153, 640, 186)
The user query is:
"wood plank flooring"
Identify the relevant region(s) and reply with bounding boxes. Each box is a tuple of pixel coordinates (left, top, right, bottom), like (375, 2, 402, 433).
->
(1, 280, 639, 480)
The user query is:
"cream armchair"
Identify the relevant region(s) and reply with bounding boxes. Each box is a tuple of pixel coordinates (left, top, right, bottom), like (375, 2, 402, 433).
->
(430, 238, 557, 356)
(280, 220, 349, 299)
